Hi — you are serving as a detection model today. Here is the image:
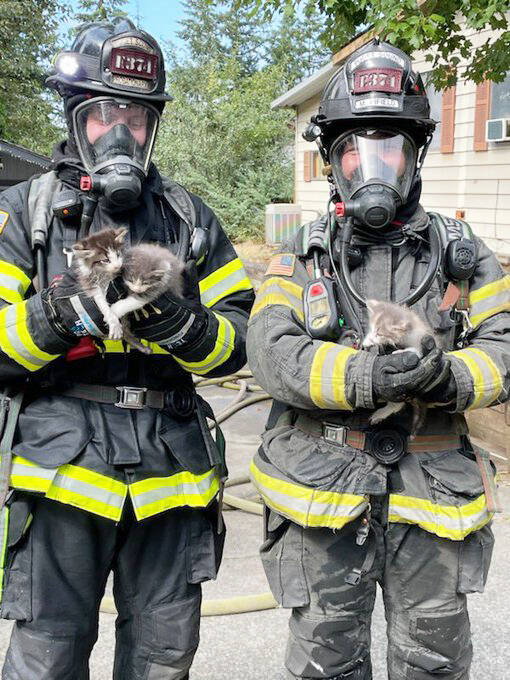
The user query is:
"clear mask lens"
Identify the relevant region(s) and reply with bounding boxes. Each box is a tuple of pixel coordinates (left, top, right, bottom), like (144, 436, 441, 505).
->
(73, 98, 159, 174)
(330, 129, 417, 201)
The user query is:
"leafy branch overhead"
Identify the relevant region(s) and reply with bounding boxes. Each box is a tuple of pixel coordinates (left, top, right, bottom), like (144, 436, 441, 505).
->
(231, 0, 510, 89)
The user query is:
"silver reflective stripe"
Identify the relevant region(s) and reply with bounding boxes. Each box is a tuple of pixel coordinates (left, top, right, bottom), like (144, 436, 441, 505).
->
(131, 470, 217, 510)
(4, 306, 47, 368)
(319, 344, 341, 407)
(389, 503, 490, 532)
(50, 472, 125, 510)
(161, 312, 196, 346)
(0, 505, 9, 602)
(470, 289, 509, 320)
(200, 267, 248, 307)
(69, 295, 103, 336)
(0, 272, 25, 302)
(11, 461, 57, 483)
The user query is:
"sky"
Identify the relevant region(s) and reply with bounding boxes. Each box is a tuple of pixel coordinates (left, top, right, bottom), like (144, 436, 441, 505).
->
(63, 0, 187, 50)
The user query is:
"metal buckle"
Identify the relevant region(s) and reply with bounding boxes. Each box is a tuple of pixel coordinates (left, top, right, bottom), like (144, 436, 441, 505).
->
(115, 386, 147, 409)
(323, 423, 347, 446)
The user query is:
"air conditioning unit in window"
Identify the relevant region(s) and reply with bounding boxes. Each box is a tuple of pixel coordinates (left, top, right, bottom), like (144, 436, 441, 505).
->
(265, 203, 302, 245)
(486, 118, 510, 142)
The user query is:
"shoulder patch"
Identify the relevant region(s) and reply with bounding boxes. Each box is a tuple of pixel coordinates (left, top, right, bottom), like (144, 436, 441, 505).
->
(0, 211, 9, 235)
(265, 254, 296, 277)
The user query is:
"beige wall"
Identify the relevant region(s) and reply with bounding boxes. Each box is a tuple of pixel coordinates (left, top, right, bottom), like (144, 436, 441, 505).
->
(293, 27, 510, 260)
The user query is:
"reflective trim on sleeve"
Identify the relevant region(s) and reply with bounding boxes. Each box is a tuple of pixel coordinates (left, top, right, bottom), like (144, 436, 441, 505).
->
(129, 468, 219, 520)
(450, 347, 503, 409)
(0, 261, 31, 305)
(250, 459, 368, 530)
(199, 258, 252, 308)
(250, 277, 304, 322)
(0, 301, 60, 371)
(309, 343, 358, 410)
(388, 492, 493, 540)
(469, 274, 510, 329)
(173, 312, 235, 375)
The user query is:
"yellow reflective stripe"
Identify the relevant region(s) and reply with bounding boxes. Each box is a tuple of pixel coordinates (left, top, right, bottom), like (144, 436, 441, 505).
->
(250, 461, 367, 530)
(199, 258, 252, 308)
(16, 301, 59, 361)
(450, 347, 503, 409)
(310, 343, 357, 409)
(250, 277, 304, 322)
(173, 313, 235, 375)
(0, 261, 30, 305)
(389, 493, 492, 540)
(469, 275, 510, 328)
(130, 469, 219, 520)
(0, 302, 59, 371)
(45, 487, 124, 521)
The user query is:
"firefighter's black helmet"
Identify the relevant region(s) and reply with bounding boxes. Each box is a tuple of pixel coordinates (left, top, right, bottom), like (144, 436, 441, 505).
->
(310, 39, 435, 153)
(46, 17, 171, 104)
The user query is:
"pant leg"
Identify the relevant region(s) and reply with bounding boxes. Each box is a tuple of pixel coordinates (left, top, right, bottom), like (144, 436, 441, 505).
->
(112, 503, 224, 680)
(282, 518, 384, 680)
(1, 494, 117, 680)
(383, 523, 494, 680)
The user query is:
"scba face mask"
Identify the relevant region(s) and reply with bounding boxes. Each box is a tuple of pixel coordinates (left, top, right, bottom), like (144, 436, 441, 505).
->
(73, 97, 160, 208)
(330, 128, 418, 228)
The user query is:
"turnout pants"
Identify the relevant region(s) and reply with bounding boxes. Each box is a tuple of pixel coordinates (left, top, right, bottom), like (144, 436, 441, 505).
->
(261, 504, 494, 680)
(0, 493, 224, 680)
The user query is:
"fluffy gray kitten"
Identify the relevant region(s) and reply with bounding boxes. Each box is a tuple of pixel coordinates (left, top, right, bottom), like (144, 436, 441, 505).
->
(109, 243, 184, 353)
(363, 299, 435, 436)
(72, 227, 127, 339)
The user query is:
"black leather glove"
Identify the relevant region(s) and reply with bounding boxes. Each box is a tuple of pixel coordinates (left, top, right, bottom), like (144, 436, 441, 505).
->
(413, 349, 456, 404)
(41, 270, 109, 340)
(372, 336, 445, 403)
(129, 261, 209, 349)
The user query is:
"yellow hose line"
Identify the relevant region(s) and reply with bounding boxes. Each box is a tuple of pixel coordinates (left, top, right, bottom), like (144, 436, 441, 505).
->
(223, 492, 263, 515)
(99, 592, 278, 616)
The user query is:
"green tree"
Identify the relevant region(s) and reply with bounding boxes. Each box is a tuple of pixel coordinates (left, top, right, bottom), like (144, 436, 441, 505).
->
(231, 0, 510, 88)
(0, 0, 66, 154)
(73, 0, 127, 27)
(154, 56, 294, 241)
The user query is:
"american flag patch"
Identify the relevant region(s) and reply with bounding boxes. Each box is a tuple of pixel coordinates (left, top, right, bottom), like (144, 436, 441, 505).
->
(265, 254, 296, 277)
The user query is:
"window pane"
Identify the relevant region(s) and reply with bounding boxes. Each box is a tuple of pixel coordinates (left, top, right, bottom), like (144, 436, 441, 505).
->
(491, 73, 510, 119)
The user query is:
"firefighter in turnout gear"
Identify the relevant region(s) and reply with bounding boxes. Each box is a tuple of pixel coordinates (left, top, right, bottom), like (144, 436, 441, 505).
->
(247, 39, 510, 679)
(0, 18, 254, 679)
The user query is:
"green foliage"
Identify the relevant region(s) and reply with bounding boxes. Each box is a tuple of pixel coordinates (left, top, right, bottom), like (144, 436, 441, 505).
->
(73, 0, 127, 28)
(232, 0, 510, 89)
(154, 56, 294, 241)
(153, 0, 328, 241)
(0, 0, 66, 154)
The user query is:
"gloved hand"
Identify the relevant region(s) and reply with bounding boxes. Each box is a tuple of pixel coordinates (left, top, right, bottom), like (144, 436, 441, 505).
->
(41, 270, 110, 340)
(412, 346, 456, 404)
(128, 261, 209, 350)
(372, 335, 446, 403)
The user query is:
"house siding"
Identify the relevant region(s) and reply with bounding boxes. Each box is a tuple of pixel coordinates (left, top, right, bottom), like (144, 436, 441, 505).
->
(292, 25, 510, 260)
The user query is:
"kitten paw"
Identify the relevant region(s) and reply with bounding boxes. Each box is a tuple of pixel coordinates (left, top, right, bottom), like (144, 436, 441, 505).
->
(105, 313, 123, 340)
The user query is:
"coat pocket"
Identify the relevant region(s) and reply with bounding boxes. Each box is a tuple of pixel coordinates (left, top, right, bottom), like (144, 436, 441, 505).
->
(458, 523, 494, 593)
(0, 494, 34, 621)
(12, 395, 93, 468)
(419, 450, 484, 501)
(186, 507, 225, 584)
(158, 412, 213, 476)
(260, 509, 309, 608)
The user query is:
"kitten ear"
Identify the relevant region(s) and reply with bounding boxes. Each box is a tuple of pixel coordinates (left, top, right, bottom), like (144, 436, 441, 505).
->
(114, 228, 128, 244)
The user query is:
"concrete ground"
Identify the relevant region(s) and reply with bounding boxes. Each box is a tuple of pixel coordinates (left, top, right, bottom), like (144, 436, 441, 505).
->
(0, 383, 509, 678)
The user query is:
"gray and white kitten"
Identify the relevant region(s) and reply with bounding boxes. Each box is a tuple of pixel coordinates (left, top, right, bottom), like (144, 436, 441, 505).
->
(72, 227, 127, 339)
(109, 243, 185, 353)
(363, 299, 435, 436)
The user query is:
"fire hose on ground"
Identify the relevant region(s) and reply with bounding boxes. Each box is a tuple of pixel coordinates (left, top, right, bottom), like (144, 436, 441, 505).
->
(100, 370, 278, 617)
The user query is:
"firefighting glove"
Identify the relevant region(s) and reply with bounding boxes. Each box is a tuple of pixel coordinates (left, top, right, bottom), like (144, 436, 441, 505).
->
(413, 348, 456, 404)
(127, 261, 209, 350)
(41, 270, 110, 340)
(372, 335, 445, 403)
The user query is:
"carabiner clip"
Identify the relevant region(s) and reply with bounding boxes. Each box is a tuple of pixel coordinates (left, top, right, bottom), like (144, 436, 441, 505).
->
(456, 309, 473, 348)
